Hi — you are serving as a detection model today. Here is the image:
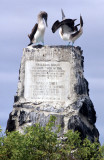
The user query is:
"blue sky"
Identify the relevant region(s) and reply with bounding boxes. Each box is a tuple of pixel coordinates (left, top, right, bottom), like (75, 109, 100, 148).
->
(0, 0, 104, 144)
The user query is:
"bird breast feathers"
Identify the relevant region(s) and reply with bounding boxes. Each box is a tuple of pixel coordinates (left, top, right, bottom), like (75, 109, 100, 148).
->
(38, 24, 45, 32)
(59, 28, 70, 41)
(38, 20, 46, 32)
(62, 25, 73, 33)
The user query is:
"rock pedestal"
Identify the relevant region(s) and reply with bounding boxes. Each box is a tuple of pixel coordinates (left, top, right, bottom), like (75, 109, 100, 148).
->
(6, 45, 99, 142)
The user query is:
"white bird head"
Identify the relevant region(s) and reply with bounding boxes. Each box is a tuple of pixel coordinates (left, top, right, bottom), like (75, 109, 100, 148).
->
(38, 11, 48, 27)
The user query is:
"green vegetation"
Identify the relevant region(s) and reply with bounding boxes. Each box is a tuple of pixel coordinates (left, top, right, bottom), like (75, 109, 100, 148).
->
(0, 116, 104, 160)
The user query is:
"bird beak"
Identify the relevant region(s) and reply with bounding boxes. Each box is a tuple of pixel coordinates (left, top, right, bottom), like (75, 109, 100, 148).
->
(45, 17, 48, 27)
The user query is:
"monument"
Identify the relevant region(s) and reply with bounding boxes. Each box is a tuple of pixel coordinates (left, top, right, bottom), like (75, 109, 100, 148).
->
(6, 45, 99, 142)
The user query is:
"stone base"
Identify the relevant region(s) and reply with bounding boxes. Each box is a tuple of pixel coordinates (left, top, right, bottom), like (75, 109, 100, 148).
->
(6, 97, 99, 142)
(6, 45, 99, 142)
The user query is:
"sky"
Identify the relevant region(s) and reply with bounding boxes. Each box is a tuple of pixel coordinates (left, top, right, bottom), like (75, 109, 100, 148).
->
(0, 0, 104, 144)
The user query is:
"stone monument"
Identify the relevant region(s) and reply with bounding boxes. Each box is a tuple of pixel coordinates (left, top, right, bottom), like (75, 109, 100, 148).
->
(6, 45, 99, 142)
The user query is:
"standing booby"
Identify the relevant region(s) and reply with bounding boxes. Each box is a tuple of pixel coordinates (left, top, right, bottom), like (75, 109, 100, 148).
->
(28, 11, 48, 46)
(51, 9, 81, 46)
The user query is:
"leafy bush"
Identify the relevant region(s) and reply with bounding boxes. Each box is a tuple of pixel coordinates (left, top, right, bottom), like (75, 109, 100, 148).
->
(0, 116, 103, 160)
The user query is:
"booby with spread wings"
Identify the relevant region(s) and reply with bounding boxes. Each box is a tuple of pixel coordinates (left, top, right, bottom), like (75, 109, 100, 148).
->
(28, 11, 48, 46)
(52, 9, 83, 46)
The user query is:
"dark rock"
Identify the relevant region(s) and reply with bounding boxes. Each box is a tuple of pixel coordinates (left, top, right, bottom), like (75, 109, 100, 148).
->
(76, 46, 81, 51)
(18, 68, 21, 80)
(14, 104, 23, 108)
(68, 115, 98, 142)
(92, 127, 99, 140)
(6, 46, 99, 142)
(13, 103, 34, 109)
(14, 96, 19, 103)
(81, 56, 84, 70)
(29, 112, 64, 136)
(79, 98, 96, 124)
(6, 112, 16, 132)
(84, 78, 89, 95)
(76, 46, 83, 54)
(13, 110, 18, 116)
(29, 112, 50, 126)
(74, 77, 89, 95)
(19, 111, 28, 126)
(29, 112, 64, 128)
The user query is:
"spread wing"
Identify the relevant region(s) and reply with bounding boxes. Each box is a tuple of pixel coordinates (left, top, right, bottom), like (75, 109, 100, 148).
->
(51, 20, 60, 33)
(70, 16, 83, 39)
(28, 23, 38, 41)
(52, 19, 76, 33)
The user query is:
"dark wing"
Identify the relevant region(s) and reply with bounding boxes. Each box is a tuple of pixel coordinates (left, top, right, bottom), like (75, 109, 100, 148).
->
(52, 20, 60, 33)
(60, 19, 76, 28)
(74, 23, 80, 32)
(52, 19, 76, 33)
(70, 16, 83, 39)
(70, 30, 80, 39)
(28, 23, 38, 41)
(61, 8, 65, 20)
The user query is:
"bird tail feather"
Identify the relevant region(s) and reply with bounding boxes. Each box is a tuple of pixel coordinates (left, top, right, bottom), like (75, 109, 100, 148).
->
(28, 42, 33, 46)
(80, 15, 83, 28)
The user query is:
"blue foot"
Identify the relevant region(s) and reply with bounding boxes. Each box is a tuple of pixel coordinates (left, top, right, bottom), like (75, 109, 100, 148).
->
(72, 43, 74, 51)
(42, 42, 44, 46)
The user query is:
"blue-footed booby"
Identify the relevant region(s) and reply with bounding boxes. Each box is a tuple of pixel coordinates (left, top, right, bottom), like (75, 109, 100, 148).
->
(28, 11, 48, 46)
(52, 9, 82, 46)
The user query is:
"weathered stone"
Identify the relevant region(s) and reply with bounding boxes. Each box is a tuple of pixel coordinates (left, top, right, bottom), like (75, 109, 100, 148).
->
(74, 77, 89, 95)
(81, 56, 84, 69)
(29, 112, 64, 130)
(68, 115, 99, 142)
(19, 111, 28, 126)
(15, 45, 86, 104)
(14, 95, 19, 103)
(79, 98, 96, 124)
(6, 45, 99, 142)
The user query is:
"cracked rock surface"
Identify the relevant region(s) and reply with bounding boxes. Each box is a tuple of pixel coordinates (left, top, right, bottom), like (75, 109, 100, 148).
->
(6, 45, 99, 142)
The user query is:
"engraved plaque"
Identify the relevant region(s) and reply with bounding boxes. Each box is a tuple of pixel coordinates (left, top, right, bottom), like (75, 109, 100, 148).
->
(24, 61, 70, 102)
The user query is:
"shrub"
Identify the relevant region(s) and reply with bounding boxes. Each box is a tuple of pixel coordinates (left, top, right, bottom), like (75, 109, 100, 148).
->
(0, 116, 103, 160)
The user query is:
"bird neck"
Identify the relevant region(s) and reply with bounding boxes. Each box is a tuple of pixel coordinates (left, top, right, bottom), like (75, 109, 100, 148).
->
(38, 15, 44, 23)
